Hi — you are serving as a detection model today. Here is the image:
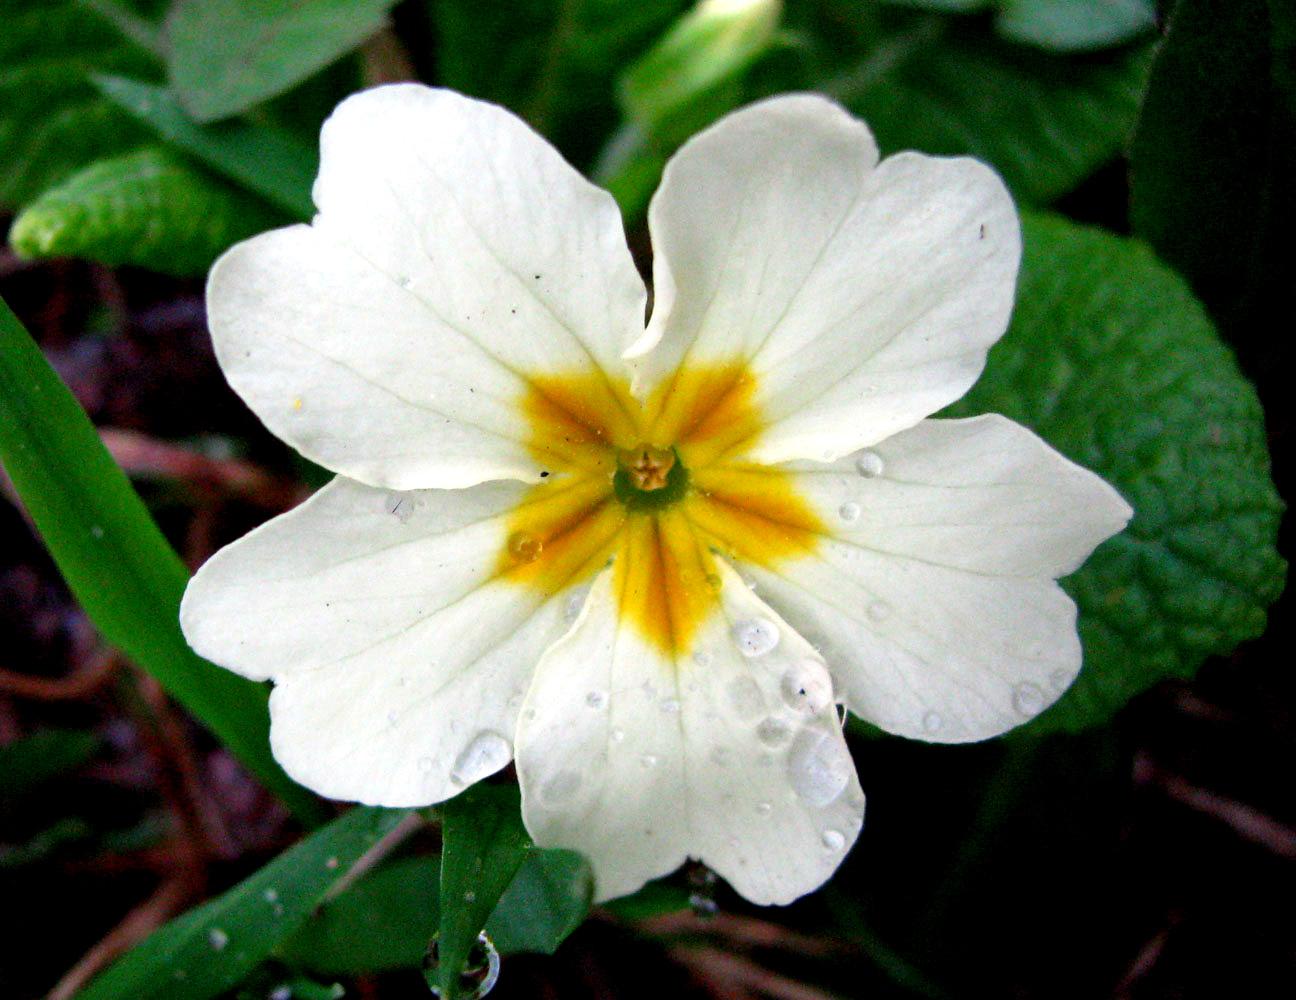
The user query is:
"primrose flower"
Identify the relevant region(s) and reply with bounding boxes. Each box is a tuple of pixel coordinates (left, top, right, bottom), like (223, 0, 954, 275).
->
(181, 84, 1131, 905)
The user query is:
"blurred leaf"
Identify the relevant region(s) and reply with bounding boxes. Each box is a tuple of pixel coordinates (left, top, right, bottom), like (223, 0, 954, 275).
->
(0, 817, 95, 868)
(0, 297, 325, 824)
(0, 728, 98, 803)
(0, 0, 158, 207)
(944, 212, 1286, 731)
(9, 146, 284, 275)
(92, 74, 316, 218)
(884, 0, 1156, 50)
(600, 880, 692, 920)
(430, 0, 690, 165)
(77, 807, 407, 1000)
(434, 784, 531, 999)
(486, 848, 593, 955)
(166, 0, 398, 122)
(1130, 0, 1296, 349)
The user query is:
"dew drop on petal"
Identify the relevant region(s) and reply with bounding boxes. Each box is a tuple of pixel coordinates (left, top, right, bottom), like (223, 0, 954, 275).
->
(704, 573, 723, 593)
(1012, 682, 1045, 716)
(207, 928, 229, 952)
(507, 531, 542, 563)
(564, 589, 587, 622)
(787, 730, 852, 807)
(660, 698, 681, 715)
(855, 451, 884, 477)
(450, 731, 511, 786)
(866, 599, 893, 622)
(755, 801, 772, 815)
(610, 728, 626, 743)
(418, 756, 434, 773)
(1049, 669, 1071, 689)
(709, 746, 732, 766)
(727, 675, 765, 719)
(90, 524, 105, 539)
(385, 492, 416, 523)
(693, 649, 714, 668)
(464, 890, 477, 904)
(733, 618, 779, 657)
(756, 717, 792, 747)
(540, 770, 582, 805)
(585, 690, 605, 709)
(838, 501, 861, 523)
(639, 753, 659, 768)
(821, 828, 846, 852)
(780, 660, 834, 714)
(922, 710, 943, 734)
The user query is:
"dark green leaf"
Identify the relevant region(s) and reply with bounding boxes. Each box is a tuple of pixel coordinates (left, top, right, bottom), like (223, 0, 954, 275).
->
(435, 784, 532, 998)
(8, 145, 284, 275)
(0, 728, 98, 803)
(92, 74, 316, 218)
(486, 848, 593, 955)
(78, 807, 407, 1000)
(0, 297, 324, 824)
(944, 212, 1286, 731)
(0, 0, 159, 207)
(166, 0, 398, 122)
(884, 0, 1156, 50)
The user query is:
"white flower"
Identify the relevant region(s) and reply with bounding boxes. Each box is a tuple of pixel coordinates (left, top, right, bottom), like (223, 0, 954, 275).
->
(180, 84, 1131, 905)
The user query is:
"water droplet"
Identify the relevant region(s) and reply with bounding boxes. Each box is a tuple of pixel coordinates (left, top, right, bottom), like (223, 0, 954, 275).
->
(1049, 669, 1070, 689)
(585, 690, 605, 709)
(540, 769, 582, 805)
(693, 649, 714, 668)
(507, 531, 542, 563)
(270, 986, 292, 1000)
(855, 451, 884, 477)
(424, 930, 500, 999)
(464, 890, 477, 904)
(387, 710, 399, 725)
(660, 698, 681, 715)
(787, 730, 852, 807)
(1012, 682, 1045, 716)
(207, 928, 229, 951)
(610, 728, 625, 743)
(866, 599, 892, 622)
(397, 274, 413, 288)
(755, 801, 772, 815)
(325, 856, 339, 870)
(563, 588, 587, 622)
(709, 746, 732, 766)
(704, 572, 723, 592)
(450, 731, 511, 786)
(639, 753, 659, 768)
(780, 660, 834, 714)
(90, 524, 104, 539)
(263, 888, 278, 904)
(385, 492, 416, 522)
(418, 756, 434, 773)
(688, 892, 719, 918)
(756, 717, 791, 746)
(838, 501, 861, 523)
(821, 828, 846, 851)
(727, 675, 765, 719)
(733, 618, 779, 657)
(922, 710, 943, 734)
(523, 707, 537, 722)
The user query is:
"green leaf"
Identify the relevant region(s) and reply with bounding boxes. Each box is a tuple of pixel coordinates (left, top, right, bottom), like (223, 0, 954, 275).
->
(430, 0, 691, 165)
(434, 784, 532, 999)
(166, 0, 398, 122)
(8, 145, 284, 275)
(1130, 0, 1296, 345)
(884, 0, 1156, 50)
(820, 12, 1156, 206)
(77, 807, 408, 1000)
(0, 0, 159, 207)
(486, 848, 594, 955)
(0, 297, 324, 824)
(92, 74, 316, 218)
(0, 728, 98, 804)
(944, 212, 1286, 732)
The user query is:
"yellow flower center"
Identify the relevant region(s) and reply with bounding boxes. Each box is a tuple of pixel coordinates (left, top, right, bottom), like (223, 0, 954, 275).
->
(498, 362, 823, 656)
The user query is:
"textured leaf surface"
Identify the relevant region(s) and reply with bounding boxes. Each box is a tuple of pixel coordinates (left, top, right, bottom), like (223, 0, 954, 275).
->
(77, 807, 406, 1000)
(9, 146, 284, 276)
(945, 213, 1286, 732)
(0, 0, 158, 207)
(166, 0, 397, 122)
(0, 297, 323, 823)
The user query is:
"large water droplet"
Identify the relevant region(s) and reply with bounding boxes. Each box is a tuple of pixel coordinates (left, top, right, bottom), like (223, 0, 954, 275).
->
(733, 618, 779, 657)
(1012, 682, 1045, 716)
(838, 501, 861, 523)
(207, 928, 229, 952)
(450, 731, 511, 786)
(756, 717, 792, 746)
(921, 710, 943, 734)
(727, 674, 765, 719)
(424, 930, 500, 999)
(780, 660, 834, 714)
(821, 828, 846, 851)
(540, 769, 582, 805)
(855, 451, 884, 477)
(787, 730, 852, 807)
(507, 531, 542, 563)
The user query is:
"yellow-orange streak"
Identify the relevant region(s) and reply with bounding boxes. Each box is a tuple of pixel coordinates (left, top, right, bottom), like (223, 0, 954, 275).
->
(614, 508, 718, 657)
(496, 474, 626, 591)
(522, 372, 640, 474)
(644, 362, 762, 468)
(685, 464, 824, 568)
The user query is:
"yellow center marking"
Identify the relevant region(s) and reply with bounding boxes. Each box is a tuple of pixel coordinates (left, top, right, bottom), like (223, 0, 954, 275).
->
(501, 363, 824, 656)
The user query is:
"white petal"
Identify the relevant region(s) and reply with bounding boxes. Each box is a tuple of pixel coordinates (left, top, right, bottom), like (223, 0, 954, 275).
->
(515, 559, 864, 905)
(180, 477, 590, 806)
(717, 418, 1131, 743)
(208, 84, 646, 490)
(634, 93, 1019, 463)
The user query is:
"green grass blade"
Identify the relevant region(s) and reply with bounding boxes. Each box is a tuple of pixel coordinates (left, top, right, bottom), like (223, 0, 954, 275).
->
(0, 295, 325, 825)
